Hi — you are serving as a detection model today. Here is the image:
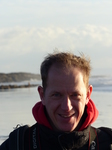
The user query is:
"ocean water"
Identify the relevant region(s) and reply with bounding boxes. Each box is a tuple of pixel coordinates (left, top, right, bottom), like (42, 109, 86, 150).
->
(0, 76, 112, 145)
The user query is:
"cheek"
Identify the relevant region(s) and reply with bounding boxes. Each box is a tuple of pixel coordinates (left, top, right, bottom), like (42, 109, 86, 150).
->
(75, 101, 85, 115)
(46, 100, 59, 112)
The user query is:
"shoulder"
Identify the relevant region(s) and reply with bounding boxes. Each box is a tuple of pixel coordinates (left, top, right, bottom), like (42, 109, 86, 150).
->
(96, 126, 112, 139)
(90, 126, 112, 150)
(91, 126, 112, 140)
(0, 124, 30, 150)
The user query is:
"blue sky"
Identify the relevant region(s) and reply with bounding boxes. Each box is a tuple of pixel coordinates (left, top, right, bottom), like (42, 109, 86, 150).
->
(0, 0, 112, 75)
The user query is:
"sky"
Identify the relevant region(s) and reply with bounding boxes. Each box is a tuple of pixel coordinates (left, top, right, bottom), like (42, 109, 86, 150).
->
(0, 0, 112, 76)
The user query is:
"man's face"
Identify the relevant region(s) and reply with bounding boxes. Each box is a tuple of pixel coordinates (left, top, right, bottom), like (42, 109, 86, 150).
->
(38, 65, 92, 132)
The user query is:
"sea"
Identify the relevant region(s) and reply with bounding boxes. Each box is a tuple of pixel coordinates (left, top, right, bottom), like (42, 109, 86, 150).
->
(0, 76, 112, 145)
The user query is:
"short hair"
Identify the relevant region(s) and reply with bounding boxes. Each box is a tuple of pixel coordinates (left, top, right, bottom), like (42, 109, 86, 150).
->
(40, 52, 91, 92)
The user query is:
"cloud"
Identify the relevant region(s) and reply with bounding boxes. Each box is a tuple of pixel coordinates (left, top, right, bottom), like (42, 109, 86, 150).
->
(0, 25, 112, 54)
(0, 24, 112, 74)
(0, 0, 112, 74)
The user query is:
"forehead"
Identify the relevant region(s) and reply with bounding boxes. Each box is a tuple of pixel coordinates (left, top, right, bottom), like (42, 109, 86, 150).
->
(47, 65, 85, 88)
(48, 64, 82, 77)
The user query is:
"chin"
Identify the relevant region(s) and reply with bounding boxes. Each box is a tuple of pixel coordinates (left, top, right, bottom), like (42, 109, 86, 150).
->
(58, 126, 76, 132)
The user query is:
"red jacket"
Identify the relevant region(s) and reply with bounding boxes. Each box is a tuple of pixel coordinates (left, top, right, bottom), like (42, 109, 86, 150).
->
(32, 99, 99, 131)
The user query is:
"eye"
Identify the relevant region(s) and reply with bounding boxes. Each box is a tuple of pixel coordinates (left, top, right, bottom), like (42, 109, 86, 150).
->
(52, 92, 61, 98)
(70, 92, 81, 98)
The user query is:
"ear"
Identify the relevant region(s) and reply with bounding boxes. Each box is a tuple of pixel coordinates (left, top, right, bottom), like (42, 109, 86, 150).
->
(38, 86, 45, 105)
(86, 85, 93, 104)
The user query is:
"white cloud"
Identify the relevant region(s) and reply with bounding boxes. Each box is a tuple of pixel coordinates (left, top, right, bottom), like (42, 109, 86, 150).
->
(0, 24, 112, 74)
(0, 25, 112, 54)
(0, 0, 112, 74)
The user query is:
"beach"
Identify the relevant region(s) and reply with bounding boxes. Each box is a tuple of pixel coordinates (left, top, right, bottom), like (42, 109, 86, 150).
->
(0, 76, 112, 144)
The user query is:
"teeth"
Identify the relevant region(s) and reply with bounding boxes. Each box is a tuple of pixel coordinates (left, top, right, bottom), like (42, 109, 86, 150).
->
(61, 114, 74, 118)
(63, 115, 69, 118)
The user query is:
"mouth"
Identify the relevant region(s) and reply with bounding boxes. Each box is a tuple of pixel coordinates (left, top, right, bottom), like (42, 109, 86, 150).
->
(59, 113, 75, 118)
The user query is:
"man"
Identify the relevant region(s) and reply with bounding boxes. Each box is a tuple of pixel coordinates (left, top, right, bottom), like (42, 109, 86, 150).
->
(0, 52, 112, 150)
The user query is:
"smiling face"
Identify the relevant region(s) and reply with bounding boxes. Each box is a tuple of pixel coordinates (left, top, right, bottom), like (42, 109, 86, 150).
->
(38, 65, 92, 132)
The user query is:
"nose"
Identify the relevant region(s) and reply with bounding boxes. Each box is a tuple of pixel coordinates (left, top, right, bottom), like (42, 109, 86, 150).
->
(61, 96, 73, 111)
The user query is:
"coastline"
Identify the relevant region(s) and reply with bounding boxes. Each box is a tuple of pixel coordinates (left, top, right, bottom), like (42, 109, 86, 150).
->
(0, 72, 41, 90)
(0, 83, 38, 90)
(0, 72, 41, 83)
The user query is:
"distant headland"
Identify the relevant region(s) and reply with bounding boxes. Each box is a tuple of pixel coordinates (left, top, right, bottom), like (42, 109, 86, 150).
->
(0, 72, 41, 90)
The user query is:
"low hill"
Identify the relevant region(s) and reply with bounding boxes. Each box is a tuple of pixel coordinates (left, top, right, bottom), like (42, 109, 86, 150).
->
(0, 72, 41, 83)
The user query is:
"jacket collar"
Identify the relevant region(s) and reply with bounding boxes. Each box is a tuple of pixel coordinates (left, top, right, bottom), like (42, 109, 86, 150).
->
(37, 123, 90, 149)
(32, 99, 98, 131)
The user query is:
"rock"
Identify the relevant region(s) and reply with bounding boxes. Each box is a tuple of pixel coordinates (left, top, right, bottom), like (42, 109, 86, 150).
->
(0, 84, 38, 90)
(0, 72, 41, 83)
